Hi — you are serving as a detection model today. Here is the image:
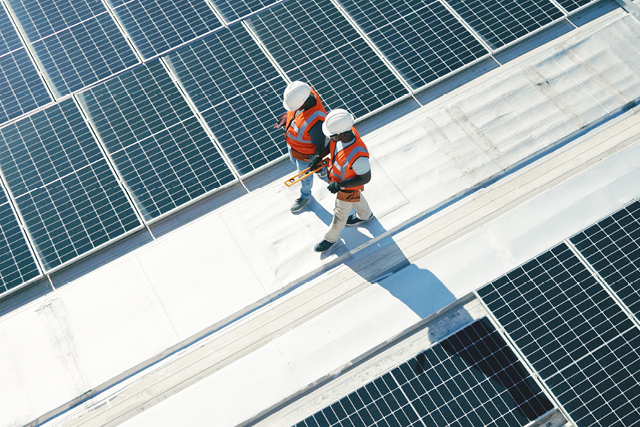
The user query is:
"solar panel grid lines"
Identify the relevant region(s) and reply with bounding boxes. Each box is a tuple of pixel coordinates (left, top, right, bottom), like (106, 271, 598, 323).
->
(0, 5, 53, 126)
(3, 0, 141, 97)
(0, 98, 141, 270)
(477, 243, 637, 381)
(78, 59, 236, 221)
(109, 0, 223, 59)
(5, 0, 108, 42)
(553, 0, 599, 13)
(442, 0, 564, 50)
(293, 318, 554, 427)
(335, 0, 489, 91)
(570, 200, 640, 324)
(240, 19, 293, 87)
(327, 0, 416, 96)
(0, 2, 23, 56)
(0, 180, 41, 293)
(211, 0, 282, 23)
(165, 23, 288, 175)
(0, 47, 53, 125)
(246, 0, 408, 120)
(545, 327, 640, 426)
(30, 12, 140, 96)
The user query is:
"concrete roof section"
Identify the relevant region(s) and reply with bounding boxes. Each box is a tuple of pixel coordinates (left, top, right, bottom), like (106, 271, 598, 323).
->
(2, 3, 640, 427)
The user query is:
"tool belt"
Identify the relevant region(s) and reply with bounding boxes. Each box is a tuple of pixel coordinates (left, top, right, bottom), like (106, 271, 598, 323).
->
(290, 148, 312, 162)
(337, 188, 361, 202)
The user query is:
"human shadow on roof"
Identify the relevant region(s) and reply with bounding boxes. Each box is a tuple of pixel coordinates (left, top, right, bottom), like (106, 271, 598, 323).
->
(323, 216, 457, 319)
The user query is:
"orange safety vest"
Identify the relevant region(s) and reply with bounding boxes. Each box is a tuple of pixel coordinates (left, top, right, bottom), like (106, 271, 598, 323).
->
(285, 89, 327, 157)
(327, 127, 369, 191)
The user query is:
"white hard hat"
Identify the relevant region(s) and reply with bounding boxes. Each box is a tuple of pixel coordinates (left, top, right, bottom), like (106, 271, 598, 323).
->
(282, 81, 310, 111)
(322, 108, 354, 136)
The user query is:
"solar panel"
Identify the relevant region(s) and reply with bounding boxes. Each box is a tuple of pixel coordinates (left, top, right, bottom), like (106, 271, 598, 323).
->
(246, 0, 408, 119)
(6, 0, 106, 42)
(0, 6, 51, 125)
(111, 0, 222, 59)
(5, 0, 139, 96)
(77, 60, 236, 221)
(570, 201, 640, 321)
(0, 4, 23, 56)
(555, 0, 598, 13)
(477, 243, 636, 380)
(444, 0, 564, 50)
(337, 0, 489, 90)
(29, 12, 139, 96)
(165, 24, 288, 175)
(0, 99, 141, 270)
(210, 0, 280, 23)
(294, 319, 553, 427)
(0, 182, 40, 294)
(0, 45, 52, 126)
(546, 327, 640, 426)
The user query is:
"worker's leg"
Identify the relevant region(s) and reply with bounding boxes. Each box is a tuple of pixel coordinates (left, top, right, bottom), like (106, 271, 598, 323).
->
(324, 198, 352, 243)
(352, 193, 373, 220)
(289, 151, 312, 199)
(298, 160, 313, 199)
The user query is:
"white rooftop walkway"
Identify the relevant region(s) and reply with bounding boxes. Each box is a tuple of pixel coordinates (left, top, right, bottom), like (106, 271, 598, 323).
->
(2, 4, 640, 427)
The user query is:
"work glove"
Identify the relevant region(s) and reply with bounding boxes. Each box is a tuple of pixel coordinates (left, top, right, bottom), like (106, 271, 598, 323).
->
(309, 155, 323, 171)
(327, 182, 342, 194)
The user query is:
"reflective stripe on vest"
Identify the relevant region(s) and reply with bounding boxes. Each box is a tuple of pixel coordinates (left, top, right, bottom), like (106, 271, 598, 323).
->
(285, 110, 326, 143)
(330, 146, 368, 182)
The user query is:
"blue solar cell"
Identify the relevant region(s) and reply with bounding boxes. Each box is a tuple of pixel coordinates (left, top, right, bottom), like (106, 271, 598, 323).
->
(5, 0, 106, 42)
(0, 183, 40, 294)
(30, 12, 138, 96)
(165, 24, 288, 175)
(211, 0, 279, 22)
(445, 0, 564, 50)
(78, 60, 235, 220)
(338, 0, 489, 90)
(0, 99, 140, 270)
(112, 0, 222, 59)
(555, 0, 598, 13)
(0, 48, 52, 125)
(246, 0, 408, 119)
(0, 5, 23, 56)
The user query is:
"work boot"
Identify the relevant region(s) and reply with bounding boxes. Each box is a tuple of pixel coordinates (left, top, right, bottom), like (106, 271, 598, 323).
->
(346, 213, 374, 227)
(314, 240, 335, 253)
(291, 197, 310, 213)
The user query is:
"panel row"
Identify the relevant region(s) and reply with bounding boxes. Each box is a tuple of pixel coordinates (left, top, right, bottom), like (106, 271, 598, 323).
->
(0, 0, 603, 292)
(294, 319, 553, 427)
(0, 99, 142, 271)
(0, 0, 602, 127)
(478, 200, 640, 426)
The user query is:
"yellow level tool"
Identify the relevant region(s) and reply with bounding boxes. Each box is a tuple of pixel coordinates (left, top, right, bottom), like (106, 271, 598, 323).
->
(284, 159, 328, 187)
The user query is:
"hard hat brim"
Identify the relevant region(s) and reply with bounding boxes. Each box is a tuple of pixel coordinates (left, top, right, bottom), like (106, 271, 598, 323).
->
(322, 120, 331, 137)
(283, 98, 304, 112)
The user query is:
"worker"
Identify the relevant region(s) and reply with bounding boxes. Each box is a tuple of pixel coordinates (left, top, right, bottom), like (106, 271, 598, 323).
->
(310, 108, 373, 253)
(275, 81, 327, 213)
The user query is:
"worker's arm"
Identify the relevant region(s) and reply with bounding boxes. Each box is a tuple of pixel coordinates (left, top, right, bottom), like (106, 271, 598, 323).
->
(337, 170, 371, 188)
(308, 121, 330, 169)
(273, 113, 287, 129)
(308, 121, 328, 156)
